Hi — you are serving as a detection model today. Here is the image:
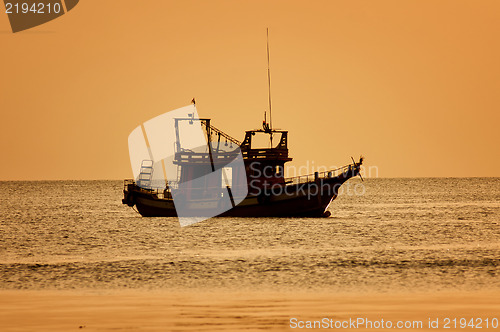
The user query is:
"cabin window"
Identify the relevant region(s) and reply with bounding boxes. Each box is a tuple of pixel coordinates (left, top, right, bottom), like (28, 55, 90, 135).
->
(276, 165, 283, 177)
(222, 167, 232, 187)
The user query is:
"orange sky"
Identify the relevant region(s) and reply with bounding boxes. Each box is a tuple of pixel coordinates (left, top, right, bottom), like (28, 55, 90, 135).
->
(1, 0, 499, 180)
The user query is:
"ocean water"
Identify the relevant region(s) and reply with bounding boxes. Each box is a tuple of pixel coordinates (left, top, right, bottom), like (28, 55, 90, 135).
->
(0, 178, 499, 293)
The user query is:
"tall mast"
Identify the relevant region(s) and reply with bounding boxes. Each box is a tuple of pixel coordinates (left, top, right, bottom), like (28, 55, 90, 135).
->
(266, 28, 273, 130)
(266, 28, 273, 146)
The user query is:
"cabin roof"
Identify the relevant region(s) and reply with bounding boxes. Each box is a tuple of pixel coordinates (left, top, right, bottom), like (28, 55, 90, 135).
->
(246, 129, 288, 134)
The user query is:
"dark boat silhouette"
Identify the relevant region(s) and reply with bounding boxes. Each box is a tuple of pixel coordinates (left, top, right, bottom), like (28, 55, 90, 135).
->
(122, 116, 363, 218)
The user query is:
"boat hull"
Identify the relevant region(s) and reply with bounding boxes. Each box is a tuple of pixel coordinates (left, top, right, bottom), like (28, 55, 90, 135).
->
(124, 171, 355, 218)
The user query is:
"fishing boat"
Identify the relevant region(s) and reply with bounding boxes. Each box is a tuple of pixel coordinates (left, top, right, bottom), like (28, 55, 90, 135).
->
(122, 110, 363, 218)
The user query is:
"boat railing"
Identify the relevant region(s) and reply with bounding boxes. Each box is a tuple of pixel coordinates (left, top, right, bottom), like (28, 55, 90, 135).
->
(174, 150, 239, 164)
(124, 163, 356, 196)
(124, 179, 179, 197)
(124, 179, 246, 200)
(242, 148, 290, 160)
(284, 164, 353, 186)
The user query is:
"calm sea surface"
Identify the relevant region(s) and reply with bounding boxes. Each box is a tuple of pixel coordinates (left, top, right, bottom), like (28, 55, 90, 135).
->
(0, 178, 499, 292)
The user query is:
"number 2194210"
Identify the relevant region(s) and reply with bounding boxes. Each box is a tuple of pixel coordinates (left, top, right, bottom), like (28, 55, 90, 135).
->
(443, 317, 499, 329)
(5, 2, 62, 14)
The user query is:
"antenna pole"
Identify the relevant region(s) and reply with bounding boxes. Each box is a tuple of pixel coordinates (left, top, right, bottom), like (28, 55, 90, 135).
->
(267, 28, 272, 130)
(266, 28, 273, 146)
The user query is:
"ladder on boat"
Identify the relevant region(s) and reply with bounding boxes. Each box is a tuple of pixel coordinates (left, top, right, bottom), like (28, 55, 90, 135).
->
(137, 160, 154, 188)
